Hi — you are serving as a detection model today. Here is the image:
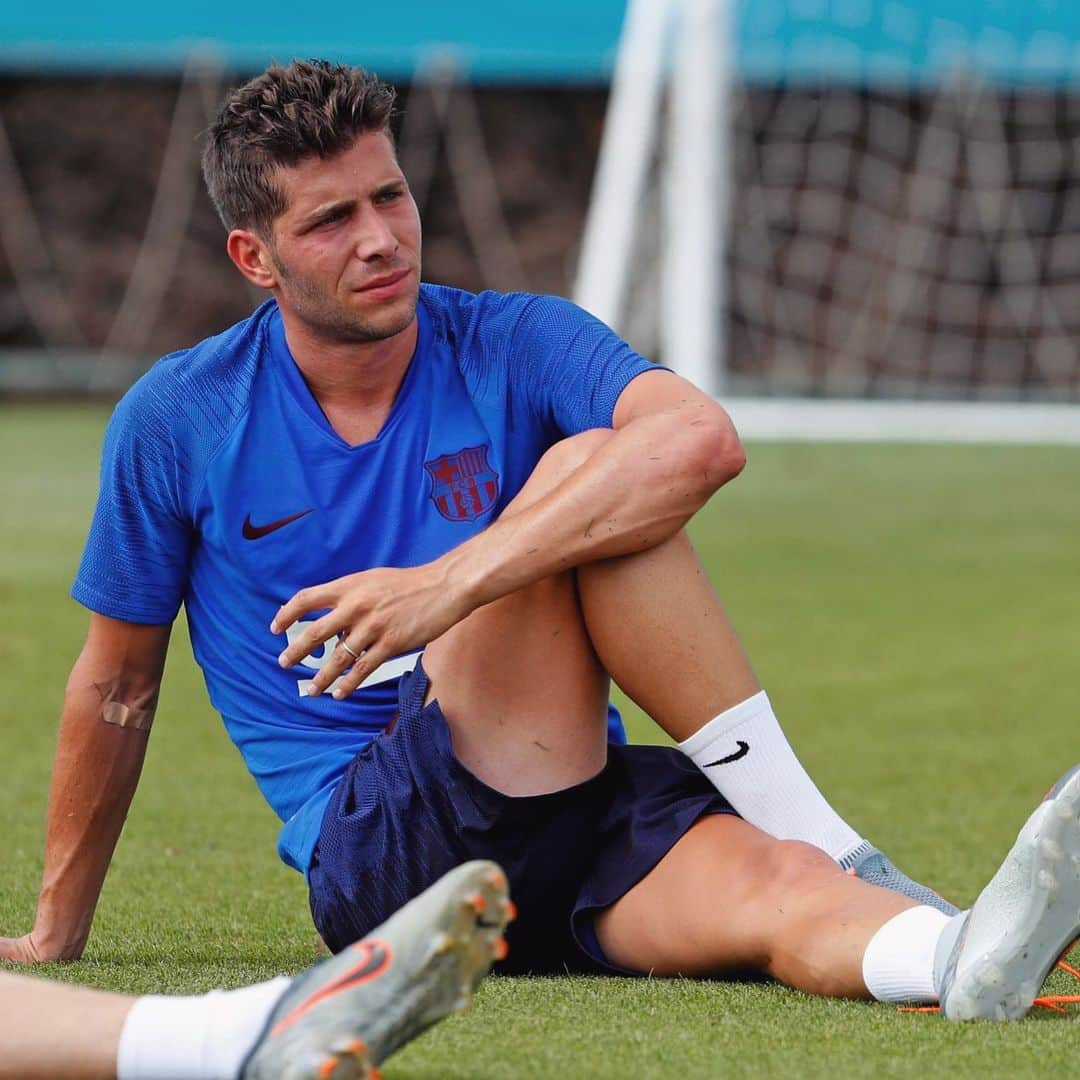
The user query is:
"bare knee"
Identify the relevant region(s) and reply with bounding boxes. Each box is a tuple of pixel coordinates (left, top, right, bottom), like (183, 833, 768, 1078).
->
(749, 840, 849, 980)
(753, 840, 893, 996)
(757, 839, 843, 899)
(744, 838, 844, 927)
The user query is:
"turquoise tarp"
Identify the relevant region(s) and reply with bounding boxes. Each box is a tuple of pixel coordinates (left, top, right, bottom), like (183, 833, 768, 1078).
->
(3, 0, 1080, 83)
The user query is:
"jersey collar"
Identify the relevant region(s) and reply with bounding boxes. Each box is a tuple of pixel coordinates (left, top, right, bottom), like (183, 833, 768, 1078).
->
(265, 298, 431, 450)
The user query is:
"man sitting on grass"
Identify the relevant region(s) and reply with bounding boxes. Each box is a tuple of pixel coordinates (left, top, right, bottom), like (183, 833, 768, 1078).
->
(2, 60, 1077, 1047)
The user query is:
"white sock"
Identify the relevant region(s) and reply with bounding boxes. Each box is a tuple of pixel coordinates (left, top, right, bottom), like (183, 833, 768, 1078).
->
(678, 691, 864, 862)
(116, 976, 290, 1080)
(862, 905, 955, 1003)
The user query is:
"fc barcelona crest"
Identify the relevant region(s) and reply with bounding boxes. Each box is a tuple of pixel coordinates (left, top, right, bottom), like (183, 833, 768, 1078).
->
(424, 445, 501, 522)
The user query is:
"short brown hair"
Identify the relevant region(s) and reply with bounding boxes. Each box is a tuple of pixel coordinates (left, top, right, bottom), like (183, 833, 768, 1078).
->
(202, 59, 397, 236)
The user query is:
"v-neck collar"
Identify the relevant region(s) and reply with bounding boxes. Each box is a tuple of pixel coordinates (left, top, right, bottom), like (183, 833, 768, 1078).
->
(266, 299, 430, 451)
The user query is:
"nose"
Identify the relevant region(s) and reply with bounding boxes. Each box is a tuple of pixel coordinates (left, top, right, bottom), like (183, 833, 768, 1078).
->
(354, 206, 398, 261)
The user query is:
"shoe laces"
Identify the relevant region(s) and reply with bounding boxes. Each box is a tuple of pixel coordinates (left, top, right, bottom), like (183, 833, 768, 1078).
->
(897, 949, 1080, 1015)
(1032, 955, 1080, 1014)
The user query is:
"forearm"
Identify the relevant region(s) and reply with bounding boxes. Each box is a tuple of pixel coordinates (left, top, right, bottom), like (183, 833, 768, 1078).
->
(446, 405, 745, 608)
(272, 388, 745, 699)
(32, 662, 156, 959)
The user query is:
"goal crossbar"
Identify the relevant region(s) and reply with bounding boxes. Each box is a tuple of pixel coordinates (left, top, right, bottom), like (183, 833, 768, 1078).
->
(727, 399, 1080, 445)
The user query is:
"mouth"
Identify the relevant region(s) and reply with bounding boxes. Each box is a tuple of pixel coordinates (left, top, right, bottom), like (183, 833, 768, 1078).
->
(354, 268, 412, 295)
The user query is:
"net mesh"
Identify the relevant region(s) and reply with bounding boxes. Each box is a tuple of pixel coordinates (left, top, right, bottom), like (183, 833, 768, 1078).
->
(723, 85, 1080, 401)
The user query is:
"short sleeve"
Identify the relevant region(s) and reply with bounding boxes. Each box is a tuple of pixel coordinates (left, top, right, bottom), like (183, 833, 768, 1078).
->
(509, 295, 660, 435)
(71, 381, 193, 625)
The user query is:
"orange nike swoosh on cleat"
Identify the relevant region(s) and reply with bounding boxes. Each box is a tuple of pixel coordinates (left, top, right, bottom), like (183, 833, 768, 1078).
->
(270, 939, 392, 1038)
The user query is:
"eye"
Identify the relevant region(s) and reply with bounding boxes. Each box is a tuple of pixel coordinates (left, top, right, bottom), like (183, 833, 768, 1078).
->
(375, 188, 404, 205)
(318, 208, 348, 227)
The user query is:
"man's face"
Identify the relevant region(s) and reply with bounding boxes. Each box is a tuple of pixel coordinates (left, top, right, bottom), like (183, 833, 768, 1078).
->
(265, 131, 422, 345)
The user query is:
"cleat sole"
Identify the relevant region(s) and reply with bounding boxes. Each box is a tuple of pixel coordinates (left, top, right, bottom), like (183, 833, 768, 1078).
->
(941, 766, 1080, 1021)
(1040, 838, 1065, 862)
(465, 892, 488, 914)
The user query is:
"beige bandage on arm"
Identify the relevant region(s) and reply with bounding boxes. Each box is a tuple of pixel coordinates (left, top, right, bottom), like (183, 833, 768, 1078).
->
(102, 700, 155, 733)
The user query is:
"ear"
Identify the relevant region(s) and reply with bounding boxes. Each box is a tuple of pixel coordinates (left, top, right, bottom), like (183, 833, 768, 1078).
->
(226, 228, 278, 290)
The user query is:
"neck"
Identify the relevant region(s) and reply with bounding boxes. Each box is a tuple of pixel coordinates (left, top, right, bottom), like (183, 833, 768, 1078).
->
(276, 307, 419, 446)
(278, 307, 418, 403)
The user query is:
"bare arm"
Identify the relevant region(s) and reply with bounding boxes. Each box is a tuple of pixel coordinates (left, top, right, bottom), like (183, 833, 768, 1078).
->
(274, 369, 744, 696)
(447, 369, 744, 602)
(0, 614, 170, 963)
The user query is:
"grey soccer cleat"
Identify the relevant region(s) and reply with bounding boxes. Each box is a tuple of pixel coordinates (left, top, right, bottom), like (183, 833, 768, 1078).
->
(939, 764, 1080, 1021)
(242, 860, 514, 1079)
(849, 845, 960, 916)
(1045, 763, 1080, 801)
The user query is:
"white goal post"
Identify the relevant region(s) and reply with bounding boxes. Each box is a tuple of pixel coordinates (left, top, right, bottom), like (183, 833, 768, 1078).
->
(575, 0, 1080, 443)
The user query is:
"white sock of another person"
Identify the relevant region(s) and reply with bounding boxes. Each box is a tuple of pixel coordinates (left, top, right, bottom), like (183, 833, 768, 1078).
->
(678, 690, 867, 863)
(117, 976, 290, 1080)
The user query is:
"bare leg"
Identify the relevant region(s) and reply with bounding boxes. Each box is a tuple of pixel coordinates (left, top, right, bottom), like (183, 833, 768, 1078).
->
(0, 970, 130, 1080)
(595, 816, 915, 995)
(427, 429, 946, 911)
(423, 537, 610, 796)
(424, 429, 760, 792)
(424, 432, 615, 796)
(578, 527, 759, 740)
(422, 432, 922, 995)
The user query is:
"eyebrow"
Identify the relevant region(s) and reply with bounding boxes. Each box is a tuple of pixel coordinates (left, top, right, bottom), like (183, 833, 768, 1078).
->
(298, 198, 356, 229)
(296, 180, 406, 230)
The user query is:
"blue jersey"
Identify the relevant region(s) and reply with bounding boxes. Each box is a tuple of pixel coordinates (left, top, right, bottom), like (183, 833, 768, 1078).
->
(73, 286, 657, 874)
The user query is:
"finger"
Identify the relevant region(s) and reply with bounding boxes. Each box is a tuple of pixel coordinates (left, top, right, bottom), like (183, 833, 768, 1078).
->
(278, 614, 348, 668)
(270, 585, 334, 636)
(0, 938, 29, 964)
(329, 645, 387, 700)
(306, 637, 369, 696)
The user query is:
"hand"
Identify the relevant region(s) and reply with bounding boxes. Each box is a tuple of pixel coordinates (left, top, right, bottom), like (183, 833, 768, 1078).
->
(272, 562, 472, 699)
(0, 931, 74, 965)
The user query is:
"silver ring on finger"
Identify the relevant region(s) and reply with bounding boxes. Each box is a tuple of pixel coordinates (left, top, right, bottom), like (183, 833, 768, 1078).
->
(339, 639, 361, 661)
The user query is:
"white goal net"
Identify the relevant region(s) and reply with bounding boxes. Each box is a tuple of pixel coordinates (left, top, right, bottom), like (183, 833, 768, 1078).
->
(577, 0, 1080, 433)
(728, 80, 1080, 403)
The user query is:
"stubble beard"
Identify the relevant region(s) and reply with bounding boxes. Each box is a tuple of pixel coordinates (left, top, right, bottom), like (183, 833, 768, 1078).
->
(273, 253, 419, 345)
(300, 291, 417, 344)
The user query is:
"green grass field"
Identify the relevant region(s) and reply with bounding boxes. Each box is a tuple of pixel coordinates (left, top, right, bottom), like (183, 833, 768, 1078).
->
(1, 403, 1078, 1077)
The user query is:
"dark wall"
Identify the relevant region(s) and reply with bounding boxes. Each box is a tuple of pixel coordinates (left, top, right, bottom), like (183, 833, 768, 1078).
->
(0, 77, 608, 356)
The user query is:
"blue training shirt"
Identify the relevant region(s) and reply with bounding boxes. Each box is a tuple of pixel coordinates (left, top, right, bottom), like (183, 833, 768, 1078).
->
(73, 285, 658, 875)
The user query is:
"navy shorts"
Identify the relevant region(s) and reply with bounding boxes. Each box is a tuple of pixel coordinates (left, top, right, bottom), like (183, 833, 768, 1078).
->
(308, 659, 735, 975)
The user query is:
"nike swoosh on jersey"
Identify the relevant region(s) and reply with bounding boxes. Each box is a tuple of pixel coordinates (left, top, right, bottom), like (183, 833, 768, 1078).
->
(242, 508, 315, 540)
(702, 740, 750, 767)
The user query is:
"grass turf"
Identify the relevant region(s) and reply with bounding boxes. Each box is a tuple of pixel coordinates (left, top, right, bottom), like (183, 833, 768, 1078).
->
(1, 402, 1077, 1076)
